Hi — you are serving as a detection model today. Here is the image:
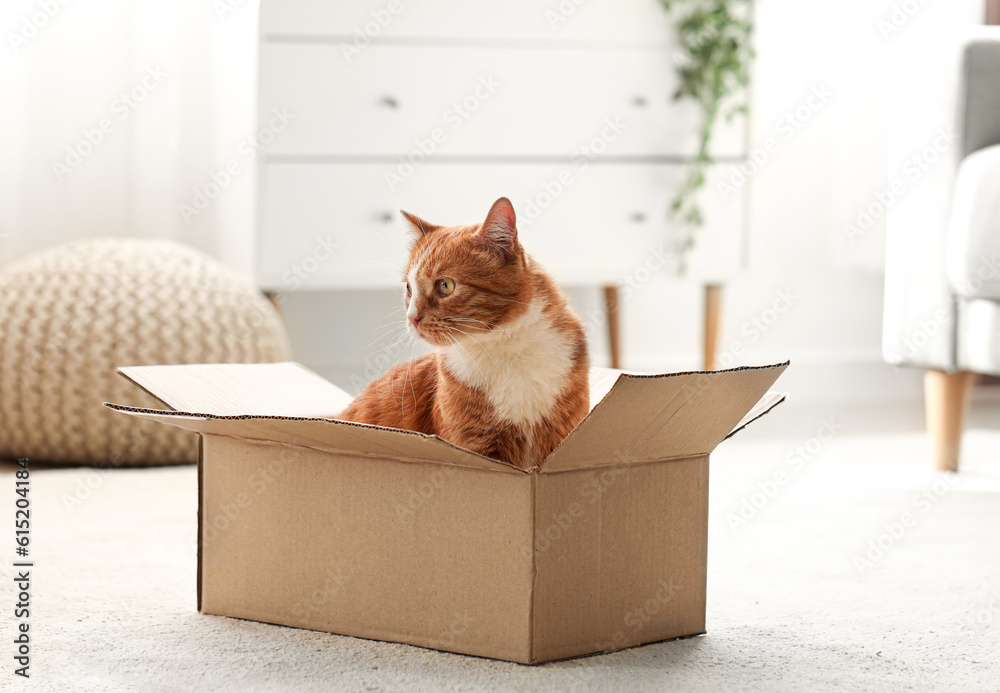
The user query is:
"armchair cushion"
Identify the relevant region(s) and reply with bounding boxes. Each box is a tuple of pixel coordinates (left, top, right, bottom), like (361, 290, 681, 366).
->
(948, 143, 1000, 300)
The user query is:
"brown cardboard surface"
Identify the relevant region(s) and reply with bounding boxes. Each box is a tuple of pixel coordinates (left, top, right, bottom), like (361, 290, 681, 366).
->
(109, 359, 789, 664)
(543, 363, 789, 473)
(109, 362, 787, 473)
(726, 390, 788, 440)
(118, 361, 354, 417)
(103, 405, 519, 472)
(529, 456, 709, 662)
(199, 436, 535, 662)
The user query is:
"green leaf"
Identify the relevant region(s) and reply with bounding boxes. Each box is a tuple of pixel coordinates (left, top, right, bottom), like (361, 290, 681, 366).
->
(661, 0, 753, 269)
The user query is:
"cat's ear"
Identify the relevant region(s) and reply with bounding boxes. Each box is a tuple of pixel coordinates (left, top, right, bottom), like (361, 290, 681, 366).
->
(479, 197, 518, 262)
(400, 210, 440, 237)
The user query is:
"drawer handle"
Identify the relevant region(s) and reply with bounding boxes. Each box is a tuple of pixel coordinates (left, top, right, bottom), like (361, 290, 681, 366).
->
(630, 211, 647, 223)
(379, 95, 400, 109)
(381, 211, 395, 223)
(632, 95, 648, 108)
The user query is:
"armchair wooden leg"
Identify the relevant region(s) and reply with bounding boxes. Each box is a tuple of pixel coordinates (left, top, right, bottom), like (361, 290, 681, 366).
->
(924, 369, 974, 472)
(703, 284, 722, 371)
(603, 285, 621, 370)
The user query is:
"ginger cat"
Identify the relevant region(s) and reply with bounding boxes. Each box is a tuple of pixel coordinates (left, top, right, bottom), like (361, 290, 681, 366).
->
(338, 197, 589, 470)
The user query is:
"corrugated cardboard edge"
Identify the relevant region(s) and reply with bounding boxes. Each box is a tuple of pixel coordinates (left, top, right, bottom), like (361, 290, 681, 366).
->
(112, 362, 790, 665)
(197, 435, 204, 613)
(528, 472, 537, 659)
(102, 402, 526, 474)
(117, 361, 354, 418)
(108, 361, 789, 475)
(540, 361, 791, 472)
(569, 360, 791, 438)
(724, 391, 788, 440)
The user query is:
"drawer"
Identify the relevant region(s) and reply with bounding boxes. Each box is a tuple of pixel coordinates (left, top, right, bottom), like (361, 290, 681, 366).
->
(261, 0, 676, 45)
(259, 44, 746, 159)
(256, 162, 745, 290)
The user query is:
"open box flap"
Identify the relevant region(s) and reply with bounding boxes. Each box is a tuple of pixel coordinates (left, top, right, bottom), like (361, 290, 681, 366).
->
(725, 390, 787, 440)
(117, 361, 355, 417)
(540, 362, 789, 473)
(108, 363, 520, 473)
(105, 404, 519, 472)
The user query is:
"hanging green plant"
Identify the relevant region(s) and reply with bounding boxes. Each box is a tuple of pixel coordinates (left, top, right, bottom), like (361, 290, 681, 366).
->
(660, 0, 754, 270)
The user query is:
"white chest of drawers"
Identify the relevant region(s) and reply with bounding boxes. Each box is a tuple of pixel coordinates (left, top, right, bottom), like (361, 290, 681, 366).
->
(256, 0, 748, 366)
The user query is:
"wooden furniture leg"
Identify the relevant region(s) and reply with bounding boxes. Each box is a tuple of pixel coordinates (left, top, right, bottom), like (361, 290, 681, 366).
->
(925, 369, 974, 472)
(603, 285, 621, 370)
(988, 0, 1000, 25)
(703, 284, 722, 371)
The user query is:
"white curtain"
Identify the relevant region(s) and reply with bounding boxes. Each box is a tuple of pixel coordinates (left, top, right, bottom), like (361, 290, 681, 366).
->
(0, 0, 258, 275)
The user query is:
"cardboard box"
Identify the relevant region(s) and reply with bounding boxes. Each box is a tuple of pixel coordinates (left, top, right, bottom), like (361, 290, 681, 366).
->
(107, 360, 788, 664)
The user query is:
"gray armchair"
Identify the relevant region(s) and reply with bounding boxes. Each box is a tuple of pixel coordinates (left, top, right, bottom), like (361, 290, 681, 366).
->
(884, 30, 1000, 471)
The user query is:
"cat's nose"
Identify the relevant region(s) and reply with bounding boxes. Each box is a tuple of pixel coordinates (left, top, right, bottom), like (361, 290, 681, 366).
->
(409, 315, 422, 327)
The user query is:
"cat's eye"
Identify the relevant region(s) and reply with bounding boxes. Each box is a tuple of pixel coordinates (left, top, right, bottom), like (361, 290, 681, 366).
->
(405, 282, 411, 296)
(436, 278, 455, 296)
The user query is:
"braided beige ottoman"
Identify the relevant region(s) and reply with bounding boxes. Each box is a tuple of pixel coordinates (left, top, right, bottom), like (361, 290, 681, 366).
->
(0, 239, 291, 466)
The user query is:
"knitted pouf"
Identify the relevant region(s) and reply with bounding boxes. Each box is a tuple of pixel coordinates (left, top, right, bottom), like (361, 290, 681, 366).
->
(0, 239, 292, 465)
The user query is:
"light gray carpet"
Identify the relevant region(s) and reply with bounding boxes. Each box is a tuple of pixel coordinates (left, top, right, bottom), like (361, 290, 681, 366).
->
(2, 400, 999, 692)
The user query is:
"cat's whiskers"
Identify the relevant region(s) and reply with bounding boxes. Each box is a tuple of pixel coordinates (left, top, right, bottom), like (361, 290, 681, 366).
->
(367, 322, 407, 350)
(394, 333, 421, 416)
(366, 309, 409, 349)
(368, 330, 411, 365)
(443, 316, 493, 332)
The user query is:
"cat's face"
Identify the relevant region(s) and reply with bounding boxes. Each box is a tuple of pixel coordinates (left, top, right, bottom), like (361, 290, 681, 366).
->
(401, 197, 531, 347)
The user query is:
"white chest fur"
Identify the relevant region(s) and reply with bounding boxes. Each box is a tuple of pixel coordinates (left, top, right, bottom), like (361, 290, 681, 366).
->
(442, 301, 574, 428)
